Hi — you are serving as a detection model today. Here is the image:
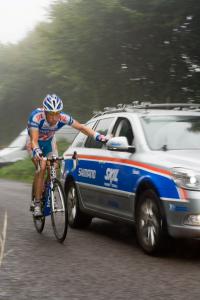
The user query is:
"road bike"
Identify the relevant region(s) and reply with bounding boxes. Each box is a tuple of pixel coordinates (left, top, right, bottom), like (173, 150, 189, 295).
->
(30, 156, 68, 243)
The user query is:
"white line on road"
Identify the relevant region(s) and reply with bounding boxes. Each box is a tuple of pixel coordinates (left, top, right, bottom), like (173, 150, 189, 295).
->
(0, 211, 7, 267)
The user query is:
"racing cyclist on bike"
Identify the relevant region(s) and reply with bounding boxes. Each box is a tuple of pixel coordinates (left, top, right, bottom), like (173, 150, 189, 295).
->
(27, 94, 107, 217)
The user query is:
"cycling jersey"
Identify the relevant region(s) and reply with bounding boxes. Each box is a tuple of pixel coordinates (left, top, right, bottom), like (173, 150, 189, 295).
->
(27, 108, 74, 141)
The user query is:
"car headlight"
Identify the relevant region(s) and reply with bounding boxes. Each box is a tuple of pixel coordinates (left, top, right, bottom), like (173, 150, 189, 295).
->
(171, 167, 200, 191)
(184, 214, 200, 226)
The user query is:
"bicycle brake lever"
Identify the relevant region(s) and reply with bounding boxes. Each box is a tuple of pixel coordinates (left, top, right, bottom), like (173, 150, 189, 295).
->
(72, 151, 77, 159)
(71, 151, 78, 172)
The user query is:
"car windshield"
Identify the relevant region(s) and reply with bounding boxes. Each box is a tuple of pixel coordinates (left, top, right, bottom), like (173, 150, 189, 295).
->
(140, 115, 200, 150)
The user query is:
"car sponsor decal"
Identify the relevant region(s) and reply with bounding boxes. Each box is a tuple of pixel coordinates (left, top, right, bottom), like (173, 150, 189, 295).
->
(104, 168, 119, 188)
(64, 153, 185, 201)
(65, 153, 171, 177)
(78, 168, 96, 179)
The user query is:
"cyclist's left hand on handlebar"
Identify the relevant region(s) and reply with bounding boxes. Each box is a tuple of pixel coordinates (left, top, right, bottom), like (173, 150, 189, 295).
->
(32, 147, 43, 160)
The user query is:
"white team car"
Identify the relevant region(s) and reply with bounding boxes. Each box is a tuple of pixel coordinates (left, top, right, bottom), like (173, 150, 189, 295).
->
(60, 102, 200, 254)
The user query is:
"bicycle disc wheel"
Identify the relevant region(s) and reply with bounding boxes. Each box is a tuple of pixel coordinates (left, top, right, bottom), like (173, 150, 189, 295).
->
(32, 183, 45, 233)
(51, 179, 68, 242)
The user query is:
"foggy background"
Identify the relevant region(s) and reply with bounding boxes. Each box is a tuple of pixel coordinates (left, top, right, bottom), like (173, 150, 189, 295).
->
(0, 0, 200, 146)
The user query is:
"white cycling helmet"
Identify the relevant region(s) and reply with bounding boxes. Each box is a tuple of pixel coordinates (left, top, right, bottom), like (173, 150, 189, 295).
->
(43, 94, 63, 112)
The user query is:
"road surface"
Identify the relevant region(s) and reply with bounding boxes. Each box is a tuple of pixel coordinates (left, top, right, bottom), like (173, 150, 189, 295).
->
(0, 179, 200, 299)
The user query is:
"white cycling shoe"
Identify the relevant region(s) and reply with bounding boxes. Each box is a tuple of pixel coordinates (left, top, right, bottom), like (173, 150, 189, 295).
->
(33, 203, 43, 217)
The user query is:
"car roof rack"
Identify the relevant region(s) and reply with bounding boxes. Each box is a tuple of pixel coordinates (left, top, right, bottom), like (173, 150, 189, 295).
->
(92, 101, 200, 117)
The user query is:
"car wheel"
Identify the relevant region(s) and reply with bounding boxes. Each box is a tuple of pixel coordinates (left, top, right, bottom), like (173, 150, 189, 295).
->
(66, 182, 92, 228)
(136, 189, 168, 255)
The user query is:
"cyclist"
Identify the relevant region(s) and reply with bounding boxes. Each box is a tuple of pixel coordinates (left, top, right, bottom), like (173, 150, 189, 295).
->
(27, 94, 107, 217)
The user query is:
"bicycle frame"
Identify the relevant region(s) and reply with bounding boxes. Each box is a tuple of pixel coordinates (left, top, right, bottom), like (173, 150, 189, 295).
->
(42, 157, 64, 217)
(43, 181, 52, 216)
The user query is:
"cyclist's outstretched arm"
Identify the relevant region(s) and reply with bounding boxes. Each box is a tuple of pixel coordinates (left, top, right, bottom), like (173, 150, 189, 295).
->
(72, 120, 108, 142)
(71, 120, 95, 136)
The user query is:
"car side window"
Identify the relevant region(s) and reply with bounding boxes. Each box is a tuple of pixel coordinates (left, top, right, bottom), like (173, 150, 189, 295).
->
(72, 121, 96, 147)
(85, 117, 114, 149)
(112, 118, 134, 145)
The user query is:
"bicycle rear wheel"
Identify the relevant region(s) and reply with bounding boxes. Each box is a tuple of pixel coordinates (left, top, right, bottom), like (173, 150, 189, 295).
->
(51, 179, 68, 242)
(32, 183, 45, 233)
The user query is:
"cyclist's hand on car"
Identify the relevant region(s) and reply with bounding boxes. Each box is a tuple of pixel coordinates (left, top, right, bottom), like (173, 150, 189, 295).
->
(32, 147, 43, 160)
(94, 133, 109, 143)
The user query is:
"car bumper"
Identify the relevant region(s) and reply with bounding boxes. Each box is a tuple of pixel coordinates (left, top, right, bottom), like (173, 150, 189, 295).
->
(164, 189, 200, 238)
(168, 224, 200, 238)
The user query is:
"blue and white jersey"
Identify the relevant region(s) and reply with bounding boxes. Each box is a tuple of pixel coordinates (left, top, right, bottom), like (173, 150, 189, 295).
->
(27, 108, 74, 141)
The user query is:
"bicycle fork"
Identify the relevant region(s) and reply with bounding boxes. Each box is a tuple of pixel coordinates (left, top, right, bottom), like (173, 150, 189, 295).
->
(51, 182, 65, 213)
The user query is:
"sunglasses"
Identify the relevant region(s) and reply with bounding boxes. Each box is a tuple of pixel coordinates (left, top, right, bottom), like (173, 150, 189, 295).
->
(46, 111, 61, 116)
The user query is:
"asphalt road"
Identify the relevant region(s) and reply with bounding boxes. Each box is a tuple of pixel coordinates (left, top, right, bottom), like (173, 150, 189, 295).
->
(0, 179, 200, 300)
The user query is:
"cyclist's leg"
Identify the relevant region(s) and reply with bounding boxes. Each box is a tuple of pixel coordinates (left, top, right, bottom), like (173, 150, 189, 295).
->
(31, 158, 46, 216)
(34, 139, 54, 200)
(31, 138, 57, 214)
(33, 157, 47, 201)
(46, 136, 59, 178)
(32, 140, 53, 216)
(26, 137, 48, 215)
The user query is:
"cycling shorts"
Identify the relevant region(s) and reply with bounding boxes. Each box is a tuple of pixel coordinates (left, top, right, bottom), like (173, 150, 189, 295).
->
(26, 136, 58, 158)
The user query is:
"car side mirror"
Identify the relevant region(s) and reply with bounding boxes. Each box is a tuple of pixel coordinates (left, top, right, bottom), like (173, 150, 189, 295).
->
(106, 137, 135, 153)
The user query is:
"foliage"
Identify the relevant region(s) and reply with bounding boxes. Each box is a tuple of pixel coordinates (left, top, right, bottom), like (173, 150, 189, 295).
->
(0, 0, 200, 146)
(0, 159, 34, 183)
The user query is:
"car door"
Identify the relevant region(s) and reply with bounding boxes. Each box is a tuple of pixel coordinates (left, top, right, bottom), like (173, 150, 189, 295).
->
(75, 116, 116, 211)
(98, 117, 136, 220)
(78, 116, 136, 221)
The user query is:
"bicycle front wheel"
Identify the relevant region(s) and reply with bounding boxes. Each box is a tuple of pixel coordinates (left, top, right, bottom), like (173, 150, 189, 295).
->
(51, 179, 68, 243)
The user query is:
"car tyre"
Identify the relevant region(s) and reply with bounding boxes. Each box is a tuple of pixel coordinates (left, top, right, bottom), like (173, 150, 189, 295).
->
(66, 181, 92, 228)
(136, 189, 169, 255)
